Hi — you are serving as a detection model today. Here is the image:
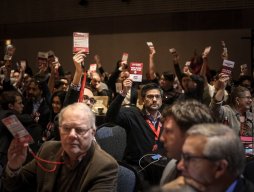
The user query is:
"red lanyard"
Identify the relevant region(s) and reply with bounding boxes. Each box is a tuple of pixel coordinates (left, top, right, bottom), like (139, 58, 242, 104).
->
(29, 147, 64, 173)
(78, 71, 87, 102)
(146, 119, 161, 141)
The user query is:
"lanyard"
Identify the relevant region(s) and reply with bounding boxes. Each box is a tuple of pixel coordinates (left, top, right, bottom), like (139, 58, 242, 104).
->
(78, 71, 87, 102)
(29, 147, 64, 173)
(146, 119, 161, 141)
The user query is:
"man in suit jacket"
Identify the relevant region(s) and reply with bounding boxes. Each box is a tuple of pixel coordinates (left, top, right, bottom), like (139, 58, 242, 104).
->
(2, 102, 118, 192)
(163, 123, 254, 192)
(159, 100, 214, 185)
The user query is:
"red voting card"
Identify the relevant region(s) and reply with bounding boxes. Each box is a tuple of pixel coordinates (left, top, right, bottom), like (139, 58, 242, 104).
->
(73, 32, 89, 54)
(1, 115, 34, 144)
(129, 62, 143, 82)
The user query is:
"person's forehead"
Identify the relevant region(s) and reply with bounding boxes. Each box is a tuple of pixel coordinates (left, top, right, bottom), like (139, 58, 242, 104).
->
(163, 116, 182, 133)
(183, 135, 207, 154)
(83, 88, 94, 98)
(15, 95, 22, 102)
(53, 95, 60, 101)
(145, 89, 160, 95)
(92, 73, 100, 79)
(60, 79, 68, 83)
(243, 90, 251, 96)
(62, 108, 89, 123)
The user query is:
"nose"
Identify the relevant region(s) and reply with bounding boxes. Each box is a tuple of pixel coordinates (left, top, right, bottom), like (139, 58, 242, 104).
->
(68, 128, 78, 137)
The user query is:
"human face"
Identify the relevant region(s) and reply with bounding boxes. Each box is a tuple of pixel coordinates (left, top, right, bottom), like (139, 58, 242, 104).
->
(13, 96, 24, 114)
(91, 74, 101, 89)
(159, 75, 173, 90)
(13, 72, 20, 80)
(160, 116, 186, 160)
(27, 82, 42, 100)
(60, 79, 69, 92)
(237, 90, 252, 111)
(38, 59, 48, 71)
(181, 76, 196, 92)
(52, 96, 62, 114)
(177, 135, 219, 186)
(143, 89, 162, 112)
(60, 108, 95, 160)
(83, 88, 95, 108)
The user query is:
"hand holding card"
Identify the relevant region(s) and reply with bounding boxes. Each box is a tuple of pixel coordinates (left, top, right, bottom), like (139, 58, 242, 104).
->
(221, 60, 235, 75)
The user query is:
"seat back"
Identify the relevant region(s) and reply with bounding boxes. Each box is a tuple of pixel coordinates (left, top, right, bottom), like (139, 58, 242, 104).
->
(95, 123, 126, 161)
(243, 159, 254, 183)
(117, 162, 138, 192)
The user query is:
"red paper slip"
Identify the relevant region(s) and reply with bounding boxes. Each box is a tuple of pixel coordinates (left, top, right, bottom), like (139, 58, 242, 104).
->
(73, 32, 89, 54)
(129, 62, 143, 82)
(221, 59, 235, 75)
(1, 115, 34, 144)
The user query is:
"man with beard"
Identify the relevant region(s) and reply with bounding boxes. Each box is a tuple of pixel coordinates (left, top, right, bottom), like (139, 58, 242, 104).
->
(106, 80, 164, 167)
(23, 79, 50, 133)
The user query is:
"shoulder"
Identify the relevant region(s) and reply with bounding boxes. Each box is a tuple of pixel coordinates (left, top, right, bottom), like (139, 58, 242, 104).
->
(38, 141, 62, 155)
(234, 176, 254, 192)
(94, 143, 117, 164)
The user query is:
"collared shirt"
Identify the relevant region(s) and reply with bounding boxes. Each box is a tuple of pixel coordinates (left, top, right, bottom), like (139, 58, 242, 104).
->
(32, 98, 43, 113)
(226, 179, 238, 192)
(144, 109, 162, 127)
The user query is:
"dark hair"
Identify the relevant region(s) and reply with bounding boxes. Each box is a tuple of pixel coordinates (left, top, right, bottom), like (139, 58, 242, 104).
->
(161, 71, 175, 81)
(51, 91, 66, 107)
(50, 91, 66, 121)
(162, 100, 214, 132)
(0, 91, 22, 110)
(141, 83, 163, 98)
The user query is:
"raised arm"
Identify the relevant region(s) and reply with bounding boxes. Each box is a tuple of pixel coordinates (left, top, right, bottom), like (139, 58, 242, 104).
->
(147, 46, 157, 80)
(209, 73, 230, 120)
(47, 57, 61, 94)
(63, 51, 86, 106)
(105, 78, 132, 123)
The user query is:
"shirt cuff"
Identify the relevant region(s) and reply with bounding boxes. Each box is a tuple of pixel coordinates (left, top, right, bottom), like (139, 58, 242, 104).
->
(5, 164, 21, 177)
(70, 82, 81, 91)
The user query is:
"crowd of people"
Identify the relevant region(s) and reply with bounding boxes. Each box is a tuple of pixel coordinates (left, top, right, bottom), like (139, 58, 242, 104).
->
(0, 42, 254, 191)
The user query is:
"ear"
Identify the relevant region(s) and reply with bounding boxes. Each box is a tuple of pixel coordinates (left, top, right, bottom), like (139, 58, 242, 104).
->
(214, 159, 228, 179)
(235, 97, 240, 105)
(91, 129, 96, 136)
(8, 103, 14, 110)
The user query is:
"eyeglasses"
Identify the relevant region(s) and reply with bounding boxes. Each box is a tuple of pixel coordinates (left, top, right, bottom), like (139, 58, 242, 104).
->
(83, 95, 96, 104)
(181, 153, 218, 167)
(146, 94, 161, 100)
(239, 96, 252, 100)
(60, 126, 91, 136)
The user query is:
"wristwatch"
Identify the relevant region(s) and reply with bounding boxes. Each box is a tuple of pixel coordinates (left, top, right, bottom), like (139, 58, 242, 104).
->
(70, 82, 81, 91)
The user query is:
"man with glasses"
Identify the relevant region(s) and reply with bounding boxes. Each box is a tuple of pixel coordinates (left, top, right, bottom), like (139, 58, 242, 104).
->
(162, 123, 254, 192)
(106, 80, 164, 167)
(159, 100, 214, 185)
(2, 102, 118, 191)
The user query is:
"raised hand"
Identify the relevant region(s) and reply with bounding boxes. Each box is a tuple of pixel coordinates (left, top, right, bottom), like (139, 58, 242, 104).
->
(214, 73, 230, 91)
(7, 138, 29, 170)
(73, 51, 86, 73)
(122, 77, 132, 95)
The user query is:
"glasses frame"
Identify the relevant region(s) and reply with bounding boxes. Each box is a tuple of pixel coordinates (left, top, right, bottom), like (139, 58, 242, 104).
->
(83, 95, 96, 104)
(181, 153, 218, 167)
(145, 94, 162, 100)
(60, 126, 91, 136)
